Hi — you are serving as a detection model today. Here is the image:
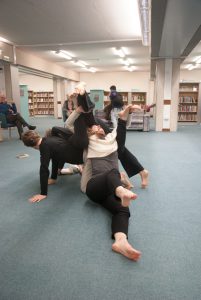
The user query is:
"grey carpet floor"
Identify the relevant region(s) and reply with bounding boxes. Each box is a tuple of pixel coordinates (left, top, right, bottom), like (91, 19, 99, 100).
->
(0, 117, 201, 300)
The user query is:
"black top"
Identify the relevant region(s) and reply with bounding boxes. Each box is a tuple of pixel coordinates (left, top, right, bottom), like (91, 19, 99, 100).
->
(110, 92, 124, 108)
(39, 136, 84, 195)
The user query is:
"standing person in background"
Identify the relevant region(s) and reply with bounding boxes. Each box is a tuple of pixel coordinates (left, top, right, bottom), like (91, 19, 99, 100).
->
(62, 94, 76, 123)
(109, 85, 124, 128)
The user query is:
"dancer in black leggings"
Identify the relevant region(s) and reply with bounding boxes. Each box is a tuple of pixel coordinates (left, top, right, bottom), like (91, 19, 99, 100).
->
(67, 105, 142, 261)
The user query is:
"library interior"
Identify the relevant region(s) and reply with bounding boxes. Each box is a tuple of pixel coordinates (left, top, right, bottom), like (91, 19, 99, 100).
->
(0, 1, 201, 300)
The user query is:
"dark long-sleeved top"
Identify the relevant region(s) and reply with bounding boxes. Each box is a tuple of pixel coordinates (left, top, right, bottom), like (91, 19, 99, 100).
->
(0, 102, 17, 116)
(39, 136, 84, 195)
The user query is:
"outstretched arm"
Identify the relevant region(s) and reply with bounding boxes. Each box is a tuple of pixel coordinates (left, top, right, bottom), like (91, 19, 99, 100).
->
(29, 142, 52, 203)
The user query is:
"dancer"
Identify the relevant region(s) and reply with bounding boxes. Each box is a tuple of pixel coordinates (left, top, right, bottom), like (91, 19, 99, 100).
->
(67, 104, 142, 261)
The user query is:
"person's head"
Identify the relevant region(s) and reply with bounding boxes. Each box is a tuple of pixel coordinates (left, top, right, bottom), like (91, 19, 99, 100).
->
(0, 94, 6, 103)
(87, 125, 106, 139)
(110, 85, 116, 91)
(22, 130, 41, 148)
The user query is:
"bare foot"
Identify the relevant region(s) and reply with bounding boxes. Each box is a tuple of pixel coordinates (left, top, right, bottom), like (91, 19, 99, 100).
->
(118, 105, 132, 121)
(112, 236, 141, 261)
(140, 169, 149, 188)
(116, 186, 137, 207)
(120, 172, 134, 190)
(129, 104, 142, 113)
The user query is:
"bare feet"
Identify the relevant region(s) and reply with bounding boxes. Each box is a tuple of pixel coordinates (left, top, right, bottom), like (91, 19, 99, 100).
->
(120, 172, 134, 190)
(118, 104, 132, 121)
(130, 104, 142, 112)
(112, 233, 141, 261)
(115, 186, 137, 207)
(140, 169, 149, 188)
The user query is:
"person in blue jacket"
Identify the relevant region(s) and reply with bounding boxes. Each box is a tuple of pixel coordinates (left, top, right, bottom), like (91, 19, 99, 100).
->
(0, 95, 36, 139)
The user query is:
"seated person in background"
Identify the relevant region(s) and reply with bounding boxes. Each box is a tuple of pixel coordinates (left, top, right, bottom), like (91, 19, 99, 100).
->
(0, 95, 36, 139)
(62, 93, 76, 122)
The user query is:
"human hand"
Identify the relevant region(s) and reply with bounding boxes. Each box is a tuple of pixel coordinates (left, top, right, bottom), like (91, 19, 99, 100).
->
(48, 178, 56, 185)
(29, 194, 47, 203)
(76, 106, 85, 113)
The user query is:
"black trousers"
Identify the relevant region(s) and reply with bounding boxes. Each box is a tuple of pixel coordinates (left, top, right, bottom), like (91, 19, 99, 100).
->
(86, 119, 135, 238)
(95, 117, 144, 177)
(7, 113, 29, 137)
(86, 169, 130, 238)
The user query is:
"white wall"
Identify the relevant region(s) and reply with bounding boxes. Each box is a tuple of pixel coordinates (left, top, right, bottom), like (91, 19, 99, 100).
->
(180, 69, 201, 82)
(80, 71, 150, 90)
(16, 49, 79, 82)
(19, 73, 53, 91)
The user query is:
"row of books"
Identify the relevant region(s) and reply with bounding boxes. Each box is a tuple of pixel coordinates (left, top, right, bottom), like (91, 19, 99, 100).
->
(178, 114, 197, 121)
(179, 96, 197, 103)
(178, 105, 197, 112)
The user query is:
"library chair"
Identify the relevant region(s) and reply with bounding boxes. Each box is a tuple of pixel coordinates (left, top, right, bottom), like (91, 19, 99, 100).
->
(0, 113, 17, 139)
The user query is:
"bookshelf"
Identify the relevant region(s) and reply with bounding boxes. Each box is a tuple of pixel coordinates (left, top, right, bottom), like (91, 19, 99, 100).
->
(178, 83, 199, 122)
(103, 91, 128, 107)
(131, 92, 146, 106)
(127, 112, 150, 131)
(28, 91, 54, 116)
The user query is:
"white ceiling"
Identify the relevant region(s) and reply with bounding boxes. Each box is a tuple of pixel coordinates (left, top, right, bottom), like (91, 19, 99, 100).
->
(0, 0, 201, 76)
(0, 0, 151, 73)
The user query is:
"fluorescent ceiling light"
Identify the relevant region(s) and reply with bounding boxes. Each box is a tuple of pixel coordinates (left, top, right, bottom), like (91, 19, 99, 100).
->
(121, 58, 132, 66)
(125, 65, 136, 72)
(138, 0, 150, 46)
(114, 47, 127, 58)
(188, 64, 197, 71)
(73, 60, 87, 68)
(194, 56, 201, 64)
(82, 67, 97, 73)
(54, 50, 73, 60)
(0, 36, 12, 44)
(89, 67, 96, 73)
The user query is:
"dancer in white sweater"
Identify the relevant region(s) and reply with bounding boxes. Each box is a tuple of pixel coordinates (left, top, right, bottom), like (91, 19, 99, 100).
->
(66, 104, 142, 261)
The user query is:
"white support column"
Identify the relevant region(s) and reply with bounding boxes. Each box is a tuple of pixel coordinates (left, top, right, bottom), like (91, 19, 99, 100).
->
(3, 63, 20, 112)
(53, 78, 66, 119)
(154, 59, 180, 131)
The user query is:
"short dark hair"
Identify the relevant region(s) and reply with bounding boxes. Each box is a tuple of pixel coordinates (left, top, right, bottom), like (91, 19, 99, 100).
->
(22, 130, 41, 147)
(110, 85, 116, 91)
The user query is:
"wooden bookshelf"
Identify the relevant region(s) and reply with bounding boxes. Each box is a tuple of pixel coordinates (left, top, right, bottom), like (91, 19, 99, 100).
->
(28, 91, 54, 116)
(178, 83, 199, 122)
(131, 92, 146, 105)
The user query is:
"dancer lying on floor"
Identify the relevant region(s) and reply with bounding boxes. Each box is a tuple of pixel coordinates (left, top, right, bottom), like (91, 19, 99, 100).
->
(66, 104, 142, 261)
(65, 106, 149, 190)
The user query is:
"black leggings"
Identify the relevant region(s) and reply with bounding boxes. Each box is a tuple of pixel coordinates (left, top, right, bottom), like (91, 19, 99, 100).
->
(52, 112, 96, 149)
(86, 168, 130, 238)
(7, 113, 29, 137)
